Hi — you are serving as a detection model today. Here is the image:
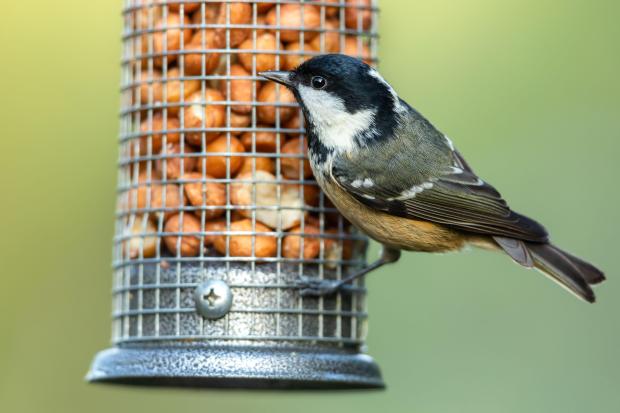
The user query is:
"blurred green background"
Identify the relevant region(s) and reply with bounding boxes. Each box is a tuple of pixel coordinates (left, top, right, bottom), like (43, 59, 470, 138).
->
(1, 1, 618, 412)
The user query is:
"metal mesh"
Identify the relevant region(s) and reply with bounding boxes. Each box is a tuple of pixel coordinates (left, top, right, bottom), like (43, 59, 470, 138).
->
(114, 0, 379, 349)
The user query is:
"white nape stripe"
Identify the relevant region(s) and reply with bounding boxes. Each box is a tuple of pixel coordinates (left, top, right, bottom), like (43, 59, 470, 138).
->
(387, 181, 434, 201)
(362, 178, 374, 188)
(297, 84, 376, 153)
(368, 68, 406, 112)
(368, 69, 398, 101)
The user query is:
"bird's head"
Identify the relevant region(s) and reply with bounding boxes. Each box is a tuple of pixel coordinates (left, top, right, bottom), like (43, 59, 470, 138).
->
(260, 54, 401, 156)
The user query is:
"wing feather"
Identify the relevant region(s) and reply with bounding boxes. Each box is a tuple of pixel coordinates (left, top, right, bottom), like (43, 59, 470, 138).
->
(331, 116, 549, 243)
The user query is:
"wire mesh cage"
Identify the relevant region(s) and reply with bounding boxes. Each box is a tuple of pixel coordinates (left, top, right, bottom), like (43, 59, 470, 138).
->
(87, 0, 383, 389)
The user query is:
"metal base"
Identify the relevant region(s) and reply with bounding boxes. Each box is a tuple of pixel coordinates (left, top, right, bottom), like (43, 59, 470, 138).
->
(86, 345, 384, 390)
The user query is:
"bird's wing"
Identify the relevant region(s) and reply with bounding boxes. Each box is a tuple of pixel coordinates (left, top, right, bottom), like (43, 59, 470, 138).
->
(331, 106, 549, 243)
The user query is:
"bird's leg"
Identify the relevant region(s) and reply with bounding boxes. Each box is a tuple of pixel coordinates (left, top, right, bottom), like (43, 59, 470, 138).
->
(296, 246, 401, 297)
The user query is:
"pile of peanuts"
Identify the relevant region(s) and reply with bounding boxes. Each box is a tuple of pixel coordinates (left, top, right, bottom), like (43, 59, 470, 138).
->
(122, 0, 374, 263)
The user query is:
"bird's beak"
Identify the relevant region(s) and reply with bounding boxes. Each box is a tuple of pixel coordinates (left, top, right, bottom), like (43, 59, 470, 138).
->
(259, 70, 295, 87)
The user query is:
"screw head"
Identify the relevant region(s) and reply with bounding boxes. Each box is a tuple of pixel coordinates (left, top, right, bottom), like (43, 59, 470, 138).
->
(194, 280, 233, 320)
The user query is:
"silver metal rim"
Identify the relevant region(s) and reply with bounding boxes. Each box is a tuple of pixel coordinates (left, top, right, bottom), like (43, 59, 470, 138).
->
(87, 345, 384, 389)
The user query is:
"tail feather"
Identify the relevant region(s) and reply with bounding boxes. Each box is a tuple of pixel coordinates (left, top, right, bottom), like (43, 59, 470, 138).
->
(494, 236, 534, 268)
(525, 242, 604, 303)
(555, 248, 606, 285)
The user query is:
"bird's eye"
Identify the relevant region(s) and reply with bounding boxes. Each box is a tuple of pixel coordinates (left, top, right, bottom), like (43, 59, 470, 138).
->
(311, 76, 327, 89)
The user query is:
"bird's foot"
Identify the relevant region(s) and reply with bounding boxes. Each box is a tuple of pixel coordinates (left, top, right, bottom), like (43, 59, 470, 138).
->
(294, 247, 400, 297)
(295, 277, 353, 297)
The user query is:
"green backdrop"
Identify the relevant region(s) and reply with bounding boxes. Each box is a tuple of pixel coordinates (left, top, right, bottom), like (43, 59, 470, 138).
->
(1, 1, 618, 412)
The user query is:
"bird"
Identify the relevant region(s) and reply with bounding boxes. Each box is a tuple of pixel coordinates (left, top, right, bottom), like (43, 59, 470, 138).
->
(259, 54, 605, 302)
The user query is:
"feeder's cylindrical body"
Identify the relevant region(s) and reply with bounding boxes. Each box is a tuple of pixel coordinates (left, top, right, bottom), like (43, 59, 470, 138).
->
(87, 0, 382, 389)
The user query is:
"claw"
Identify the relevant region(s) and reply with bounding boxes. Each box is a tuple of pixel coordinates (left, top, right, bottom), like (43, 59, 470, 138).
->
(292, 247, 399, 297)
(295, 277, 343, 297)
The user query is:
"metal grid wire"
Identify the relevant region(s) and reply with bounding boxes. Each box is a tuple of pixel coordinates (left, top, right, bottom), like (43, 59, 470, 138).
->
(113, 0, 379, 349)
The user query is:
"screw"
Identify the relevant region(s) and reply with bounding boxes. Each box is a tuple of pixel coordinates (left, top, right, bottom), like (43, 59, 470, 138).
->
(194, 280, 233, 320)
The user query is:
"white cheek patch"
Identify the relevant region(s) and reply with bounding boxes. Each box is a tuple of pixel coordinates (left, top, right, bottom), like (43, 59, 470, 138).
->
(298, 84, 376, 153)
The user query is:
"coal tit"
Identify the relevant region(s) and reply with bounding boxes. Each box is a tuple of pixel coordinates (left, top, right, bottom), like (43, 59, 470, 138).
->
(260, 54, 605, 302)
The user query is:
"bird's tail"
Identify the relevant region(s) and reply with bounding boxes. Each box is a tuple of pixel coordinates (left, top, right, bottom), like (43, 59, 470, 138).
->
(492, 236, 605, 302)
(525, 242, 604, 303)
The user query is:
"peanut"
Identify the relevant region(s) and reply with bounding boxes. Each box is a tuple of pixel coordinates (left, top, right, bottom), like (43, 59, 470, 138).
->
(182, 172, 226, 219)
(213, 219, 277, 257)
(164, 213, 203, 256)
